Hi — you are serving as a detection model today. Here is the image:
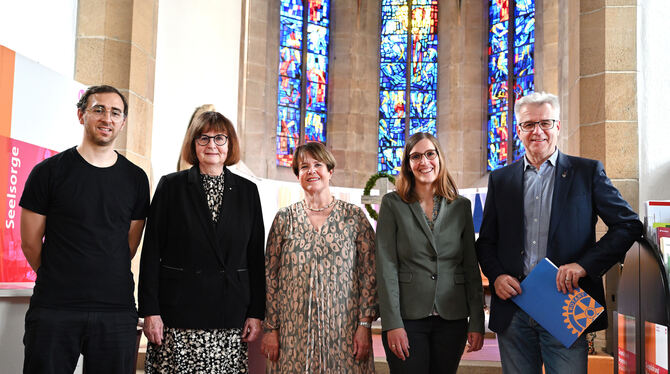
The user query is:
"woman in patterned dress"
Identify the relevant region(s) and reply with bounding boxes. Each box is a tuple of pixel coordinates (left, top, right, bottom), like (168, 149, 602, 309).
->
(138, 112, 265, 373)
(260, 142, 378, 373)
(376, 132, 485, 374)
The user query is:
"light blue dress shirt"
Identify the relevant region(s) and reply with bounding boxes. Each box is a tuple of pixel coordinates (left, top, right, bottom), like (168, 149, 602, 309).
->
(522, 149, 558, 276)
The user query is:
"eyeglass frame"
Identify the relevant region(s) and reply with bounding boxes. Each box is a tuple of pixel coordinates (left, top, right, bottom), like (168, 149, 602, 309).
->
(85, 105, 126, 123)
(408, 149, 439, 163)
(195, 134, 229, 147)
(518, 119, 558, 132)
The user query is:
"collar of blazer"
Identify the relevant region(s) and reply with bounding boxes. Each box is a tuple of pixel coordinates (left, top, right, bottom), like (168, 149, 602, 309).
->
(547, 151, 574, 245)
(407, 196, 449, 253)
(185, 165, 238, 269)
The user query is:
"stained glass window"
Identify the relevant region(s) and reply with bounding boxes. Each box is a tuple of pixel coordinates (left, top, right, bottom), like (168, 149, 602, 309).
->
(487, 0, 535, 171)
(277, 0, 330, 166)
(378, 0, 438, 174)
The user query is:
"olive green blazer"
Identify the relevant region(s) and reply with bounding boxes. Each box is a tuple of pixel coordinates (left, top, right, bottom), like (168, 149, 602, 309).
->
(376, 192, 484, 333)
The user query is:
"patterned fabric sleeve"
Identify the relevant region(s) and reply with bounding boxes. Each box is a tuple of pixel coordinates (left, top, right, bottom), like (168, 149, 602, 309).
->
(355, 207, 378, 320)
(264, 209, 286, 330)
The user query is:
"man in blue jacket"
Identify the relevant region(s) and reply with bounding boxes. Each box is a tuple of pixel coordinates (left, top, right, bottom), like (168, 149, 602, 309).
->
(476, 91, 642, 374)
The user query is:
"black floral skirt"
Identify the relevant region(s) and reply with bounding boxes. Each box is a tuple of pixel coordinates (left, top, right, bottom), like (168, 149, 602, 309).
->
(145, 327, 247, 373)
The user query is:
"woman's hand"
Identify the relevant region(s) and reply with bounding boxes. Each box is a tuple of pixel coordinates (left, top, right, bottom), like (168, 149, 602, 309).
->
(352, 325, 372, 361)
(466, 332, 484, 352)
(260, 330, 280, 362)
(386, 327, 410, 360)
(241, 318, 262, 342)
(143, 315, 164, 345)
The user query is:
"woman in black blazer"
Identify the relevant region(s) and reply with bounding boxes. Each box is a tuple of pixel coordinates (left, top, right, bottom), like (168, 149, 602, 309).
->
(138, 112, 265, 373)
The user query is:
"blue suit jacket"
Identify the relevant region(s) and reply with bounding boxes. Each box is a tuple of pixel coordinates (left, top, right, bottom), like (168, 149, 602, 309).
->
(475, 151, 642, 333)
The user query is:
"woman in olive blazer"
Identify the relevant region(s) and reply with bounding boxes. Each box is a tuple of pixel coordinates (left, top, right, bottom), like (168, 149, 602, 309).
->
(376, 132, 484, 374)
(138, 112, 264, 373)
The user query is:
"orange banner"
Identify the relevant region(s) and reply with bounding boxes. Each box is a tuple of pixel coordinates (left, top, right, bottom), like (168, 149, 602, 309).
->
(0, 45, 15, 138)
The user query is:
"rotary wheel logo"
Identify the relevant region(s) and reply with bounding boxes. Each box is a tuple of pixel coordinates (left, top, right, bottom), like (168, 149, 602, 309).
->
(562, 290, 604, 335)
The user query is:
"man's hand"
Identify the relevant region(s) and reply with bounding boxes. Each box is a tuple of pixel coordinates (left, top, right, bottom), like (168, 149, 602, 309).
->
(143, 315, 164, 345)
(493, 274, 522, 300)
(241, 318, 262, 342)
(386, 328, 410, 360)
(556, 262, 587, 294)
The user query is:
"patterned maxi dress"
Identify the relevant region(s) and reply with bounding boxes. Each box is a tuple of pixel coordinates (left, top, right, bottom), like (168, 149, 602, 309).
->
(265, 199, 378, 373)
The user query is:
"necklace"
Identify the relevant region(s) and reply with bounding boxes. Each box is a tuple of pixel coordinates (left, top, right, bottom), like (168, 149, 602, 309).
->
(304, 197, 336, 212)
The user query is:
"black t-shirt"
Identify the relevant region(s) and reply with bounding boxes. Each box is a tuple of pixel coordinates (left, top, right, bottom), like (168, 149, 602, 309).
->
(19, 147, 150, 311)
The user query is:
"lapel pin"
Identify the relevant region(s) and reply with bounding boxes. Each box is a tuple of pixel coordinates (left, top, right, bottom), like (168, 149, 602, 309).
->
(562, 171, 567, 178)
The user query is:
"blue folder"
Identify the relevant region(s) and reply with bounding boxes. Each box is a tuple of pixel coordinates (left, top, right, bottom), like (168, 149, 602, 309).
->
(511, 258, 604, 348)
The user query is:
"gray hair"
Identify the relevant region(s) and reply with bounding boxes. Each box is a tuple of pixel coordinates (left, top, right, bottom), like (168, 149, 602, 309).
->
(514, 91, 560, 120)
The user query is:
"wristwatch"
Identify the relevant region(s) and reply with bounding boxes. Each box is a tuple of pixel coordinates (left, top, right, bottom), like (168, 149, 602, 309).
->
(358, 321, 372, 328)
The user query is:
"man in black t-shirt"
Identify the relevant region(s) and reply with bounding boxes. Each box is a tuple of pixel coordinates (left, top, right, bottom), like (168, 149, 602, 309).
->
(19, 85, 150, 374)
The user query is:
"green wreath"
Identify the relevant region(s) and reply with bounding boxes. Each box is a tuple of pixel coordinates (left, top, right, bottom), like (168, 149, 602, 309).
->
(363, 172, 396, 221)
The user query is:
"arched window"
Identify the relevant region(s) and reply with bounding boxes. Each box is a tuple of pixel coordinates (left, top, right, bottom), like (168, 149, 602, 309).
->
(276, 0, 330, 166)
(487, 0, 535, 171)
(378, 0, 438, 175)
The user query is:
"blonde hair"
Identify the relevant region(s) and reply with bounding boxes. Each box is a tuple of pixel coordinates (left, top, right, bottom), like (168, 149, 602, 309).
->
(395, 132, 458, 203)
(291, 142, 336, 176)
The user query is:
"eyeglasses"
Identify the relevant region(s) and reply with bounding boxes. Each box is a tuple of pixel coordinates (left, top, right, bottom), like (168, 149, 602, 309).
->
(518, 119, 557, 132)
(196, 134, 228, 146)
(409, 150, 438, 162)
(86, 105, 125, 123)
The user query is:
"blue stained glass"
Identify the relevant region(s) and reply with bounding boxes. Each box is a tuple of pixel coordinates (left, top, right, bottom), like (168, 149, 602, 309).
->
(514, 13, 535, 47)
(410, 62, 438, 90)
(379, 91, 406, 118)
(306, 82, 327, 112)
(488, 81, 508, 113)
(409, 119, 436, 136)
(514, 44, 534, 76)
(511, 115, 525, 161)
(307, 24, 329, 55)
(487, 111, 508, 171)
(278, 76, 301, 108)
(280, 17, 303, 49)
(306, 53, 327, 83)
(515, 0, 535, 17)
(276, 106, 300, 138)
(378, 118, 405, 148)
(308, 0, 329, 27)
(280, 0, 303, 20)
(489, 22, 509, 54)
(409, 91, 437, 118)
(489, 51, 508, 84)
(380, 34, 408, 63)
(411, 33, 438, 63)
(489, 0, 509, 24)
(411, 5, 438, 35)
(514, 74, 534, 100)
(378, 147, 404, 174)
(380, 63, 407, 90)
(382, 0, 407, 5)
(305, 111, 326, 142)
(279, 47, 301, 79)
(276, 136, 298, 166)
(413, 0, 438, 4)
(381, 5, 409, 35)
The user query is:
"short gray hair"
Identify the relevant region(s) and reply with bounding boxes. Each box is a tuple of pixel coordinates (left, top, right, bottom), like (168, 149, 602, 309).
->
(514, 91, 560, 120)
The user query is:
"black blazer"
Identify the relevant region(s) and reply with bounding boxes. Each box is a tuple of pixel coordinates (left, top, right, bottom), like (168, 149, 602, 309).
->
(476, 151, 642, 333)
(138, 166, 265, 329)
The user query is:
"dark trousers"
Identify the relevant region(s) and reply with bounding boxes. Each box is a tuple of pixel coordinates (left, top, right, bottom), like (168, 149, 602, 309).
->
(382, 316, 468, 374)
(23, 307, 138, 374)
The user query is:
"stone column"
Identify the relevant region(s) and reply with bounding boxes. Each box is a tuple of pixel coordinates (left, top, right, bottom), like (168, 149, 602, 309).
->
(578, 0, 638, 354)
(74, 0, 158, 180)
(74, 0, 159, 288)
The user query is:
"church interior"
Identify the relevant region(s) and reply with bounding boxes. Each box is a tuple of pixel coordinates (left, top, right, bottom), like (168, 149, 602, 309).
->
(1, 0, 669, 373)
